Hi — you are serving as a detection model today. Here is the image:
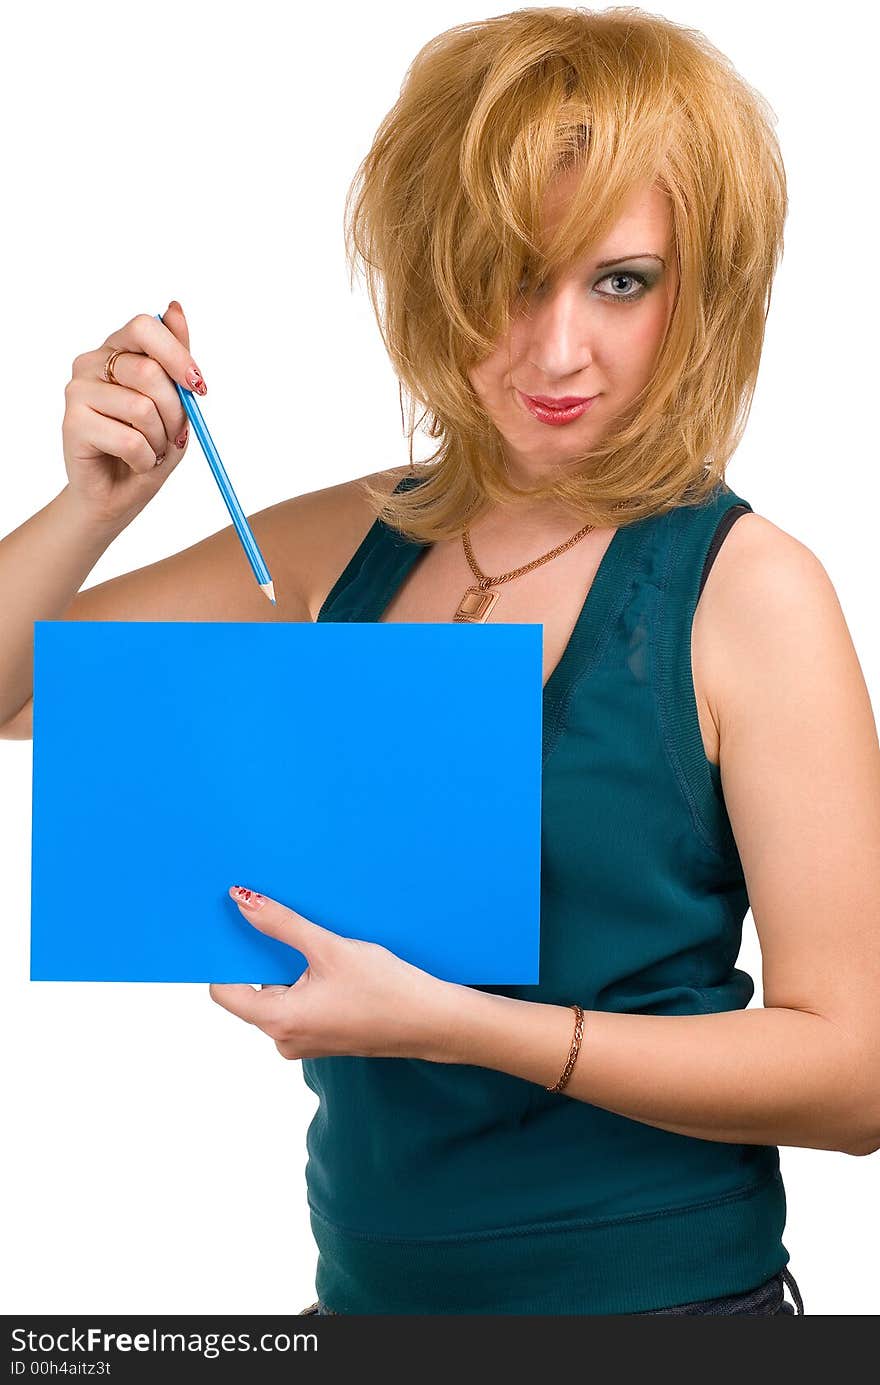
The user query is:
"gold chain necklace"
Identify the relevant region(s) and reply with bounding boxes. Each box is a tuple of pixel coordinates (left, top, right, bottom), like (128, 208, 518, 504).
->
(453, 520, 596, 622)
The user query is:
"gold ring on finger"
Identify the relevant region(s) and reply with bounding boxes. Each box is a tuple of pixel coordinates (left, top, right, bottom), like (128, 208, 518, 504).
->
(103, 347, 125, 385)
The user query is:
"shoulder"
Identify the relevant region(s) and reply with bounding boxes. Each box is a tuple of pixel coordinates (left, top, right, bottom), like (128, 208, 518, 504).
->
(701, 508, 830, 607)
(695, 508, 852, 738)
(274, 464, 412, 619)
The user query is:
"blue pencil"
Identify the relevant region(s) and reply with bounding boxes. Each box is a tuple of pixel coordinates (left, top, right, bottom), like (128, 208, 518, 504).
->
(155, 310, 276, 606)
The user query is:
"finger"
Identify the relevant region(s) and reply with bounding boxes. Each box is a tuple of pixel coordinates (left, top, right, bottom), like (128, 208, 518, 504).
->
(97, 310, 206, 397)
(152, 302, 192, 451)
(74, 310, 204, 457)
(72, 402, 169, 475)
(79, 343, 194, 460)
(85, 380, 169, 468)
(162, 299, 191, 354)
(229, 887, 328, 956)
(209, 982, 266, 1024)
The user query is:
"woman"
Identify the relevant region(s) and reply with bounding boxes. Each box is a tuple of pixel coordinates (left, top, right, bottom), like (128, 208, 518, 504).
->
(2, 7, 878, 1314)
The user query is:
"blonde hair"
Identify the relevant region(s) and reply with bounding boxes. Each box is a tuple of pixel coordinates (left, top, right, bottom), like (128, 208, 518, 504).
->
(344, 5, 788, 542)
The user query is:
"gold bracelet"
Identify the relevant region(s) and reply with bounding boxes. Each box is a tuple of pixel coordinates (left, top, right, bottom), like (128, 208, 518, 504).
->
(546, 1004, 584, 1093)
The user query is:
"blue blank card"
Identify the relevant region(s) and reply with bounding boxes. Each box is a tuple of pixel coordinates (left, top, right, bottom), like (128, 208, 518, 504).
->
(30, 621, 543, 984)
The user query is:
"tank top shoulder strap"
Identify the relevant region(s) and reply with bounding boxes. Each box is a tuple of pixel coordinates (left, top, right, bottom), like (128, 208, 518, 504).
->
(317, 473, 428, 623)
(652, 481, 753, 859)
(699, 502, 752, 598)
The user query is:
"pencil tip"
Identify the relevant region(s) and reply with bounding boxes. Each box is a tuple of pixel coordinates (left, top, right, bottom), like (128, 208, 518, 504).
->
(260, 579, 277, 605)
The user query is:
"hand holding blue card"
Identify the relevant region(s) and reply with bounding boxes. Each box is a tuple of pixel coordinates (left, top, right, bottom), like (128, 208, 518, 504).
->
(209, 882, 478, 1063)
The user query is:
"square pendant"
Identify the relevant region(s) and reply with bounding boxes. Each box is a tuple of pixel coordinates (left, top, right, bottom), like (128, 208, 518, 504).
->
(454, 587, 498, 622)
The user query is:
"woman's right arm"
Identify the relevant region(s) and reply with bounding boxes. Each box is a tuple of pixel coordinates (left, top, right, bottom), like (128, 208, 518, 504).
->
(0, 460, 408, 741)
(0, 485, 130, 731)
(0, 302, 313, 738)
(0, 301, 408, 739)
(0, 483, 316, 737)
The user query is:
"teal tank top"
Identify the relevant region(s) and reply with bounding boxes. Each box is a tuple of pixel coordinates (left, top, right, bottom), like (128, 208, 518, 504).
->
(302, 474, 789, 1314)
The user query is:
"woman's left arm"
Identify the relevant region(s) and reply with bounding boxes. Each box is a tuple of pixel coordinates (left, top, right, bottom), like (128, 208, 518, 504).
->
(434, 521, 880, 1157)
(212, 521, 880, 1158)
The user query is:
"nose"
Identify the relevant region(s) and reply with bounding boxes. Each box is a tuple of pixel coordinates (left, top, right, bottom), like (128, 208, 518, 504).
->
(525, 285, 594, 380)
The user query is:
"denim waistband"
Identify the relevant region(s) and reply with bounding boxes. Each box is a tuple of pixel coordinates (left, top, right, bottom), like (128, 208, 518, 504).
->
(303, 1264, 804, 1316)
(636, 1266, 804, 1315)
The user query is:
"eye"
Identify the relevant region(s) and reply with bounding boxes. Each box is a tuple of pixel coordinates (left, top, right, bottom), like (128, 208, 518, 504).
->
(594, 270, 649, 302)
(516, 268, 651, 303)
(516, 269, 538, 297)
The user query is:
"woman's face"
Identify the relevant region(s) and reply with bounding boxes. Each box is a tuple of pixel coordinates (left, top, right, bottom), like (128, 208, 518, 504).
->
(468, 174, 679, 489)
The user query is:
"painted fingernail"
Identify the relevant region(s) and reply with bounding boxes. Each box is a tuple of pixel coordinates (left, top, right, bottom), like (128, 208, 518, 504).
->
(154, 452, 166, 467)
(231, 885, 265, 910)
(175, 428, 188, 448)
(186, 365, 206, 393)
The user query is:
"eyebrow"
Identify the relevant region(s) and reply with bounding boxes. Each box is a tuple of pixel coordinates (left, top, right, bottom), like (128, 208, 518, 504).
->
(594, 253, 666, 269)
(593, 253, 667, 268)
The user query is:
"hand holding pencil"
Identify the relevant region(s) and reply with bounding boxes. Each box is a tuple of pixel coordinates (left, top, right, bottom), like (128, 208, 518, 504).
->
(60, 300, 275, 603)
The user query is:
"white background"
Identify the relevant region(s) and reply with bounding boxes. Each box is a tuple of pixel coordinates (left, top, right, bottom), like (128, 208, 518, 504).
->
(1, 0, 877, 1316)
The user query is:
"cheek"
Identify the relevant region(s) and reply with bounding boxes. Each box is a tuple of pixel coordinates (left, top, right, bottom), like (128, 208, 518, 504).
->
(469, 341, 510, 397)
(616, 303, 671, 363)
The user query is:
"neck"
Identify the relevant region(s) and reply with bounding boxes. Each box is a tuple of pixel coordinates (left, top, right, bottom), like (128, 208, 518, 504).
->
(471, 498, 593, 541)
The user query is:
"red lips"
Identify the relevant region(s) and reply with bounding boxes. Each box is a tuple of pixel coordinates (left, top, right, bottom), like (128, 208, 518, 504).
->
(527, 394, 594, 408)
